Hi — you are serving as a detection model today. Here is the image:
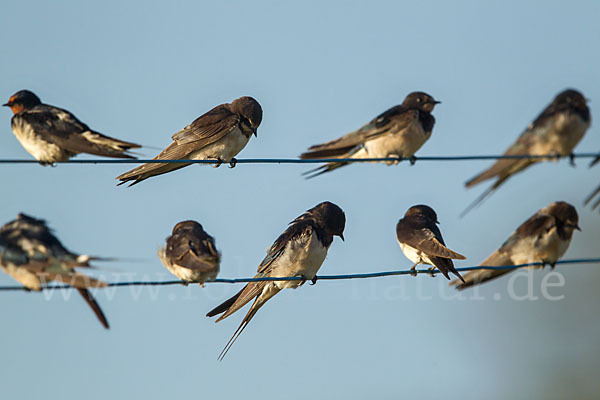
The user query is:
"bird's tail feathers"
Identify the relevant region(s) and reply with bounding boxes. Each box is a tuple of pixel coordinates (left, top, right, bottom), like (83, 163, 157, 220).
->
(77, 288, 109, 329)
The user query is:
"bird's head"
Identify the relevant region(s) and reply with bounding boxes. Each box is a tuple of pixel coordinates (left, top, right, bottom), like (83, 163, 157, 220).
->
(310, 201, 346, 241)
(231, 96, 263, 136)
(3, 90, 41, 115)
(402, 92, 440, 112)
(404, 204, 439, 224)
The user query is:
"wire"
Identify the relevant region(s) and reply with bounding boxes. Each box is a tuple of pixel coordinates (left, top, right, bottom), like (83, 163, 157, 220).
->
(0, 258, 597, 291)
(0, 152, 598, 164)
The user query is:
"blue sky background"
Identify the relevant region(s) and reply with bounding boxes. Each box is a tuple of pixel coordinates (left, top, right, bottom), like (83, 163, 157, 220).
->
(1, 1, 600, 399)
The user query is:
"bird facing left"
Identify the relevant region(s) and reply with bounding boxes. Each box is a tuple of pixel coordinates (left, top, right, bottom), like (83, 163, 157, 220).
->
(3, 90, 142, 165)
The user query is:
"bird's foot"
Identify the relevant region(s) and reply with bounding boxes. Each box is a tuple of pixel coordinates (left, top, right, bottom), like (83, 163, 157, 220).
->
(410, 266, 417, 277)
(228, 158, 238, 168)
(310, 276, 318, 285)
(212, 158, 224, 168)
(569, 153, 576, 167)
(388, 154, 402, 165)
(409, 156, 417, 166)
(181, 281, 190, 286)
(427, 267, 437, 278)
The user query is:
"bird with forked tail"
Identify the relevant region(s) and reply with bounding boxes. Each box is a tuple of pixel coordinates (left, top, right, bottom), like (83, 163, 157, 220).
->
(0, 213, 111, 329)
(206, 201, 345, 360)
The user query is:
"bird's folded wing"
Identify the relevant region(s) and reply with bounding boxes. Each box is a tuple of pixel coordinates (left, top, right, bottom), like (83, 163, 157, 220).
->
(397, 226, 466, 260)
(170, 104, 239, 146)
(300, 108, 415, 159)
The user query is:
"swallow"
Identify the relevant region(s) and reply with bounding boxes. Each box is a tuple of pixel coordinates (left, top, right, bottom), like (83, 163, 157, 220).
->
(116, 96, 262, 186)
(451, 201, 580, 290)
(3, 90, 141, 165)
(206, 201, 345, 360)
(0, 213, 110, 329)
(463, 89, 590, 215)
(396, 205, 466, 281)
(299, 92, 440, 178)
(158, 220, 220, 286)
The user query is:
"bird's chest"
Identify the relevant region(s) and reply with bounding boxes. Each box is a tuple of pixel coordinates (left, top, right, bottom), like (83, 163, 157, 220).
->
(510, 228, 568, 265)
(11, 118, 71, 163)
(533, 113, 589, 155)
(399, 243, 431, 265)
(364, 121, 430, 158)
(194, 127, 250, 161)
(271, 234, 328, 290)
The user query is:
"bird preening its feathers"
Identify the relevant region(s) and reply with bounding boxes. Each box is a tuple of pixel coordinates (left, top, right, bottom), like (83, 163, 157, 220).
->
(206, 201, 345, 360)
(0, 213, 110, 329)
(158, 220, 220, 286)
(3, 90, 141, 165)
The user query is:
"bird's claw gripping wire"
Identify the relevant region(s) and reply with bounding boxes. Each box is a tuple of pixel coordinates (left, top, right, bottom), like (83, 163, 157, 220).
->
(569, 153, 576, 167)
(427, 267, 437, 278)
(409, 156, 417, 165)
(212, 158, 224, 168)
(229, 158, 238, 168)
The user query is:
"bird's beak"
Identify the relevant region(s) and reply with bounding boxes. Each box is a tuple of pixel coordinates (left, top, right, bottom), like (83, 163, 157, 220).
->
(2, 103, 9, 107)
(433, 100, 441, 105)
(339, 233, 345, 241)
(575, 224, 582, 231)
(252, 129, 258, 137)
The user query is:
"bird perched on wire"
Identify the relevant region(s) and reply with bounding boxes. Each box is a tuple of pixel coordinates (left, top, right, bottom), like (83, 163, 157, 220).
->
(158, 220, 220, 286)
(206, 201, 345, 360)
(396, 205, 466, 282)
(299, 92, 440, 178)
(451, 201, 580, 290)
(116, 96, 262, 186)
(3, 90, 141, 165)
(463, 89, 590, 216)
(0, 213, 110, 329)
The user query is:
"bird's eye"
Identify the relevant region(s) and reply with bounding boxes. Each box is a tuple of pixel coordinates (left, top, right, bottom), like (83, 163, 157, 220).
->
(416, 98, 421, 102)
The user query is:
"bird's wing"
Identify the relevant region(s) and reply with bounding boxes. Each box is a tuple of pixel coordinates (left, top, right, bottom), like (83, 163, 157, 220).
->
(396, 221, 466, 260)
(166, 231, 220, 271)
(300, 106, 415, 159)
(22, 105, 139, 158)
(170, 104, 240, 147)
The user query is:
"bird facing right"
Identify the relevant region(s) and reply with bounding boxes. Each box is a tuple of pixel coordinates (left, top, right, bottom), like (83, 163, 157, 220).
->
(116, 96, 262, 186)
(463, 89, 590, 215)
(300, 91, 440, 178)
(451, 201, 580, 290)
(206, 201, 345, 360)
(396, 205, 466, 282)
